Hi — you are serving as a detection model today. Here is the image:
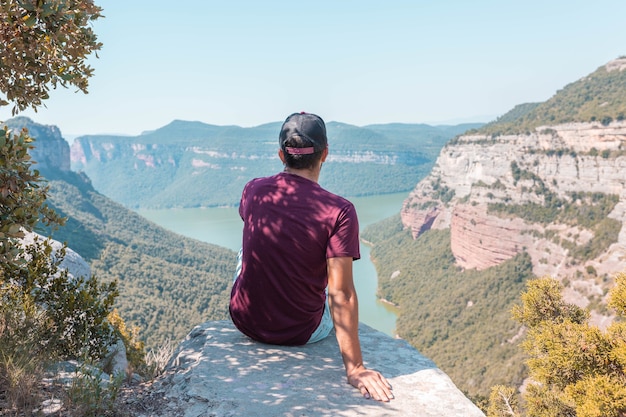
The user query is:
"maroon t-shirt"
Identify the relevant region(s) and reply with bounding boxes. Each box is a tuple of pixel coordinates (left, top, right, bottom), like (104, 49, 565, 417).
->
(229, 172, 360, 345)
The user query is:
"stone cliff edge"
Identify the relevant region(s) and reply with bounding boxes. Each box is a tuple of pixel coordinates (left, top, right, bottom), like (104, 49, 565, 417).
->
(129, 320, 485, 417)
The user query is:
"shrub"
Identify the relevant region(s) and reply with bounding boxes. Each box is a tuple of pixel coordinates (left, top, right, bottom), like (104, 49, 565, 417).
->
(488, 274, 626, 416)
(0, 126, 121, 414)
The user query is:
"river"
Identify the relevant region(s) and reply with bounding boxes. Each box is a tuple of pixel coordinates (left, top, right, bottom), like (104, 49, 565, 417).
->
(137, 192, 406, 336)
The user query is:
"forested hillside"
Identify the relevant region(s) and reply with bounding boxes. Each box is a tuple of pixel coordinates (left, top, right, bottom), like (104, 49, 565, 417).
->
(1, 117, 236, 349)
(70, 120, 481, 208)
(470, 57, 626, 135)
(363, 219, 533, 399)
(38, 168, 235, 349)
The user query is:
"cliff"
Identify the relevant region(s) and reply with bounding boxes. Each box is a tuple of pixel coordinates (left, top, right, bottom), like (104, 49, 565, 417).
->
(123, 321, 485, 417)
(402, 121, 626, 273)
(370, 59, 626, 398)
(32, 236, 483, 415)
(3, 116, 71, 172)
(68, 121, 479, 208)
(400, 58, 626, 321)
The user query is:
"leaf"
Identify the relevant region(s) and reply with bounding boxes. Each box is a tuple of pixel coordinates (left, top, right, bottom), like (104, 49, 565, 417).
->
(24, 14, 37, 27)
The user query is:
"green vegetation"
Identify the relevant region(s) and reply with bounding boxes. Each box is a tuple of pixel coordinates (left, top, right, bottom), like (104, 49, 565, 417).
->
(469, 60, 626, 136)
(1, 121, 235, 413)
(0, 5, 115, 407)
(488, 162, 621, 261)
(69, 120, 480, 209)
(488, 274, 626, 417)
(0, 4, 232, 413)
(430, 177, 456, 204)
(363, 221, 534, 399)
(1, 126, 118, 415)
(0, 0, 102, 114)
(40, 168, 236, 349)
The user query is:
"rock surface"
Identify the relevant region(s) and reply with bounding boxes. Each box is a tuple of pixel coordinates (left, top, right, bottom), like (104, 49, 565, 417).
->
(401, 121, 626, 286)
(133, 321, 485, 417)
(20, 231, 91, 281)
(4, 116, 71, 172)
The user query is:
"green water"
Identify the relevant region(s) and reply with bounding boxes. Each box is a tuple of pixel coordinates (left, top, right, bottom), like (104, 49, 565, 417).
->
(137, 192, 406, 336)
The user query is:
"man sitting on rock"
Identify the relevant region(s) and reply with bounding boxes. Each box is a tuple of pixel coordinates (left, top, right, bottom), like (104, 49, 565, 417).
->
(229, 112, 394, 402)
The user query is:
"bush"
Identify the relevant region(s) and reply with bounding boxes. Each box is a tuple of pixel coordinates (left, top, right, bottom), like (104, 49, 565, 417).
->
(0, 126, 121, 414)
(488, 273, 626, 416)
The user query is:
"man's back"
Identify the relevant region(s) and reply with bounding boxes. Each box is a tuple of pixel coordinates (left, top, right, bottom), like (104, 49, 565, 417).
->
(229, 171, 360, 345)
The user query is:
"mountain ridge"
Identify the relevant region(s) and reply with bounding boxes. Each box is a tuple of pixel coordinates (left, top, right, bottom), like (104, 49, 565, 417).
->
(69, 120, 481, 208)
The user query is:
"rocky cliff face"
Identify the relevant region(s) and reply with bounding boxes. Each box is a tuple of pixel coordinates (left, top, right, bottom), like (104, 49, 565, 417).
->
(401, 120, 626, 315)
(4, 116, 71, 172)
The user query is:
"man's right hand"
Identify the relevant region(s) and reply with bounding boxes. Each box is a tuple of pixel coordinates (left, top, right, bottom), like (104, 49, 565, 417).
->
(347, 363, 394, 402)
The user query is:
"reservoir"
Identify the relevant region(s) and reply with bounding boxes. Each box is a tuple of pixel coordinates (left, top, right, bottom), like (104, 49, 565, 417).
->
(137, 191, 406, 336)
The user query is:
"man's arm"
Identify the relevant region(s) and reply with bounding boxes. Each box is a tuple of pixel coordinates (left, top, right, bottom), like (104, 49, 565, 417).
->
(327, 256, 394, 402)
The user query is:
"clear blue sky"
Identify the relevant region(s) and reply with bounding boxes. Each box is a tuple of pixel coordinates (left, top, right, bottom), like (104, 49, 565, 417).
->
(2, 0, 626, 136)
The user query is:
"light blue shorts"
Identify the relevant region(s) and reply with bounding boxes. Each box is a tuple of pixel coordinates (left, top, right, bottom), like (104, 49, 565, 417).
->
(234, 249, 332, 344)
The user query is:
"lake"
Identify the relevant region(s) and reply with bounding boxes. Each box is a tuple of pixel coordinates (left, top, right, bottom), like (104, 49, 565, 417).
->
(137, 191, 407, 336)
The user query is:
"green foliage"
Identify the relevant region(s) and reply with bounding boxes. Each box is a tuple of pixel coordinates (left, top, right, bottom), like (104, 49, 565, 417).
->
(361, 213, 404, 243)
(491, 274, 626, 416)
(489, 163, 621, 262)
(364, 220, 534, 398)
(487, 385, 521, 417)
(1, 127, 117, 361)
(609, 272, 626, 315)
(2, 118, 236, 350)
(430, 177, 455, 203)
(0, 125, 63, 268)
(5, 237, 118, 360)
(0, 132, 119, 414)
(41, 171, 236, 349)
(107, 309, 146, 373)
(565, 374, 626, 417)
(470, 60, 626, 135)
(511, 277, 588, 328)
(65, 360, 125, 417)
(0, 0, 103, 114)
(0, 3, 134, 414)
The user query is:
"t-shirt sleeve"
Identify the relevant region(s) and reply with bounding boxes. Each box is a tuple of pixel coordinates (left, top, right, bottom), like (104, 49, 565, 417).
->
(327, 202, 360, 260)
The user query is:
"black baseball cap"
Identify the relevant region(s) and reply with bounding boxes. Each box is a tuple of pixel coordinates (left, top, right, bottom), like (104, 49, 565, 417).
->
(279, 112, 328, 155)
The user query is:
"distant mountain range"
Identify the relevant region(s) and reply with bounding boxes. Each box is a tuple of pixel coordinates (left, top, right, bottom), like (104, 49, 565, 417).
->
(69, 120, 482, 208)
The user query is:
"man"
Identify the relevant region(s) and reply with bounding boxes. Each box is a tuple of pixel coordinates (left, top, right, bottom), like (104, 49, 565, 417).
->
(229, 112, 393, 402)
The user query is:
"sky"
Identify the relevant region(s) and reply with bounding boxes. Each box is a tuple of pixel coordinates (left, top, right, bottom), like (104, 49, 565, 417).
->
(2, 0, 626, 137)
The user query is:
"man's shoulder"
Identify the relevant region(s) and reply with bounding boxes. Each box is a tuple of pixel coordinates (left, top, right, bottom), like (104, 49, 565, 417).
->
(245, 173, 281, 188)
(316, 188, 356, 214)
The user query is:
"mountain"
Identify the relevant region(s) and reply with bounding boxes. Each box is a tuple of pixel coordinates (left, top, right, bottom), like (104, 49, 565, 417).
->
(70, 121, 481, 208)
(3, 117, 236, 349)
(363, 57, 626, 398)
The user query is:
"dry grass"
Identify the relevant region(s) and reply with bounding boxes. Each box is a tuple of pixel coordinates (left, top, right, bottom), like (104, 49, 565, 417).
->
(144, 338, 175, 379)
(0, 351, 44, 416)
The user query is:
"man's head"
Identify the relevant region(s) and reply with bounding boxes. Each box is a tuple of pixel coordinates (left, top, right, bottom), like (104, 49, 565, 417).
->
(279, 112, 328, 170)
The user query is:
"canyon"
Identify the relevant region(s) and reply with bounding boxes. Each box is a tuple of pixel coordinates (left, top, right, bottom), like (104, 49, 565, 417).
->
(401, 120, 626, 321)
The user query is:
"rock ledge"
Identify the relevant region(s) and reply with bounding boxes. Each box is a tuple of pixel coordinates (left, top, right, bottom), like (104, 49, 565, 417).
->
(135, 321, 484, 417)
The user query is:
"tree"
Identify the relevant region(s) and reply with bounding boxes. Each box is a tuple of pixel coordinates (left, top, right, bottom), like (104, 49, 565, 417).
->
(0, 2, 125, 413)
(0, 125, 62, 270)
(0, 0, 103, 114)
(487, 274, 626, 417)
